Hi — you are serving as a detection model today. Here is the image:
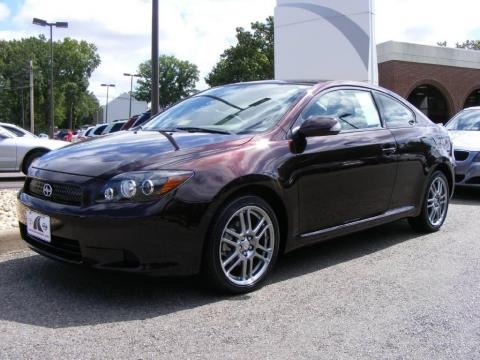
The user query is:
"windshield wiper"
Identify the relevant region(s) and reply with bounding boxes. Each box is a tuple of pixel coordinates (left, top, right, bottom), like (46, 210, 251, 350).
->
(175, 127, 232, 135)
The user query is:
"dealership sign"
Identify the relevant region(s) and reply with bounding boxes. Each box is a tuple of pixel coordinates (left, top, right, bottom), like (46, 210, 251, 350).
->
(274, 0, 378, 84)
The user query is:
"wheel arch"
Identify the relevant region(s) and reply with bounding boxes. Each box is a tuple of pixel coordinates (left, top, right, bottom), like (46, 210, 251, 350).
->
(20, 147, 49, 173)
(202, 176, 290, 260)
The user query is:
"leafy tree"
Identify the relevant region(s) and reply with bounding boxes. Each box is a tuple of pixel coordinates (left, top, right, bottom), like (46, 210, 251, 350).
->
(437, 40, 480, 50)
(205, 16, 274, 87)
(0, 36, 100, 133)
(133, 55, 199, 108)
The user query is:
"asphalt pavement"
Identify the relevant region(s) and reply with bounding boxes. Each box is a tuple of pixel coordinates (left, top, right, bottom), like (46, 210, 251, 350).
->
(0, 188, 479, 359)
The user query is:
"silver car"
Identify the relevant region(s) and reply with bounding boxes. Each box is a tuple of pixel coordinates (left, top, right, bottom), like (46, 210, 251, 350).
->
(0, 122, 36, 138)
(446, 107, 480, 187)
(0, 126, 66, 174)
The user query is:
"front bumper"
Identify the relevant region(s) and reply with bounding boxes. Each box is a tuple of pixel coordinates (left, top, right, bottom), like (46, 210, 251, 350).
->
(17, 190, 209, 276)
(454, 150, 480, 187)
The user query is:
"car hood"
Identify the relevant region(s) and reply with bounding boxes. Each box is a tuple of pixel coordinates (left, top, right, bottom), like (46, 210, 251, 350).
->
(449, 131, 480, 151)
(33, 131, 253, 178)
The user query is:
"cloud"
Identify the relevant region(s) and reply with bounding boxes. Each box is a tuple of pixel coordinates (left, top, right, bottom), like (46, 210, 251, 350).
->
(0, 2, 10, 21)
(2, 0, 480, 104)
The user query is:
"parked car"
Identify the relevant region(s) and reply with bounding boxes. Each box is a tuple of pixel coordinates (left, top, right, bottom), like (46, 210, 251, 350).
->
(0, 126, 66, 174)
(102, 121, 127, 135)
(130, 110, 151, 129)
(446, 107, 480, 187)
(17, 81, 454, 293)
(121, 115, 140, 131)
(0, 123, 36, 138)
(91, 124, 108, 137)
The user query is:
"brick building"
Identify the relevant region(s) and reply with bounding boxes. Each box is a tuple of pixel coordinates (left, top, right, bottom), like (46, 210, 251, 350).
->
(377, 41, 480, 124)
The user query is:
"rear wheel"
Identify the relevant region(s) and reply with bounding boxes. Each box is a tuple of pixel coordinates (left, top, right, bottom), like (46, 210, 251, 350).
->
(204, 196, 280, 294)
(409, 171, 449, 233)
(22, 150, 48, 175)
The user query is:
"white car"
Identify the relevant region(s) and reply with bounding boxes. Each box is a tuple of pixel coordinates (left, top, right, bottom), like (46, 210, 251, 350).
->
(0, 126, 67, 174)
(0, 122, 36, 138)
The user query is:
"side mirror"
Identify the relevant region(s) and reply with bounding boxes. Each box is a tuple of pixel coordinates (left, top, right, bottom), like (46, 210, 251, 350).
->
(296, 116, 341, 138)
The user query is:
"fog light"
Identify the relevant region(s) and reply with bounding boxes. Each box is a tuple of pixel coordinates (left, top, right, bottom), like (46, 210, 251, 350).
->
(120, 180, 137, 198)
(141, 180, 154, 195)
(104, 187, 115, 201)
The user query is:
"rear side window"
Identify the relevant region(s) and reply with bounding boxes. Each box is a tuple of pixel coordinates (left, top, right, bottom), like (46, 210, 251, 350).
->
(3, 125, 23, 136)
(94, 125, 107, 135)
(375, 92, 415, 128)
(110, 123, 124, 132)
(301, 89, 382, 131)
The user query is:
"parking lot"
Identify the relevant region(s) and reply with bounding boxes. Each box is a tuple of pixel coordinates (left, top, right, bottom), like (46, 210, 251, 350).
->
(0, 188, 478, 358)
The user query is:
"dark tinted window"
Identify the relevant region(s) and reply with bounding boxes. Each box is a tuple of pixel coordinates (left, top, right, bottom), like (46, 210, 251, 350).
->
(94, 125, 107, 135)
(2, 125, 23, 137)
(376, 93, 415, 128)
(110, 123, 124, 133)
(301, 89, 381, 131)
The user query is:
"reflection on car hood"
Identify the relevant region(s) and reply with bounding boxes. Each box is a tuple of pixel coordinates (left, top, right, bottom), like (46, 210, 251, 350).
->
(32, 131, 253, 178)
(449, 131, 480, 151)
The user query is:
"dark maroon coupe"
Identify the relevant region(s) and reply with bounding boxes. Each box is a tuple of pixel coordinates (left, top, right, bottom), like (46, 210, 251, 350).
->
(17, 81, 454, 293)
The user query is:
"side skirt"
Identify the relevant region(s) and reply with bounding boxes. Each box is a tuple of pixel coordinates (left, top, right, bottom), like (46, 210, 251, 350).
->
(286, 206, 416, 253)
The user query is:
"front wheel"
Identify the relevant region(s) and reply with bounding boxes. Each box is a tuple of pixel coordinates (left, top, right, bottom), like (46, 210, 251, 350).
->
(408, 171, 450, 233)
(204, 196, 280, 294)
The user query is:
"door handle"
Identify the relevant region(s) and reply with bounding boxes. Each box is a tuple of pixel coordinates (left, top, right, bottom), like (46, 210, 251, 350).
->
(382, 147, 397, 154)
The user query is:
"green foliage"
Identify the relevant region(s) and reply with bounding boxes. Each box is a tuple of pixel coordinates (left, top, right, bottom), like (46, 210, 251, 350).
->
(0, 36, 101, 133)
(437, 40, 480, 50)
(205, 17, 274, 87)
(133, 55, 199, 108)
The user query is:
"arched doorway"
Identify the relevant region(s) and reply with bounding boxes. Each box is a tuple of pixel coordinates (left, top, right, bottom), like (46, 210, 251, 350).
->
(407, 85, 449, 124)
(464, 89, 480, 108)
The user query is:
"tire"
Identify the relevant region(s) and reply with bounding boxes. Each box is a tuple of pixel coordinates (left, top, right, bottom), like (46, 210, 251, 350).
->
(204, 195, 280, 294)
(408, 171, 450, 233)
(22, 150, 47, 175)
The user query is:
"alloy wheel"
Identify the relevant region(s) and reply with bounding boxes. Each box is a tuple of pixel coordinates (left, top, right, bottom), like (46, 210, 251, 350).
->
(219, 205, 275, 286)
(427, 176, 448, 226)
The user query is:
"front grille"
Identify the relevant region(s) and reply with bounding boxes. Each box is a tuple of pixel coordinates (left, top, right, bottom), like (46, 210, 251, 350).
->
(27, 178, 83, 206)
(20, 224, 82, 262)
(454, 150, 470, 161)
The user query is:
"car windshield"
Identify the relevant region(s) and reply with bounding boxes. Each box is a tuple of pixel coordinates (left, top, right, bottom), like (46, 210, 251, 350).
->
(446, 109, 480, 131)
(142, 83, 310, 134)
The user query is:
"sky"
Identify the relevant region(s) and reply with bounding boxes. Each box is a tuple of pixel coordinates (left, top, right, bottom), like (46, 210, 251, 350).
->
(1, 0, 479, 104)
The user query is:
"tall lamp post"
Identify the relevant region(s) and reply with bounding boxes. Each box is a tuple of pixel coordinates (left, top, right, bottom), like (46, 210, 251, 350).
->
(101, 84, 115, 123)
(151, 0, 159, 116)
(32, 18, 68, 138)
(123, 73, 141, 118)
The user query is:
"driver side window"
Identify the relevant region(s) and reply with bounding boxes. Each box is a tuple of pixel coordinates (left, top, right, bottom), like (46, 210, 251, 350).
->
(301, 89, 382, 131)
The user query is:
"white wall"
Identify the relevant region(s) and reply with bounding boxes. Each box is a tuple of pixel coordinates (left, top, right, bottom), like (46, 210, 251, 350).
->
(101, 93, 148, 123)
(274, 0, 378, 84)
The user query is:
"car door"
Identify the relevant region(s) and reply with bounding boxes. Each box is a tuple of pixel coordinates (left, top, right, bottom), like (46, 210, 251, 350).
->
(293, 88, 398, 235)
(373, 91, 428, 209)
(0, 129, 18, 171)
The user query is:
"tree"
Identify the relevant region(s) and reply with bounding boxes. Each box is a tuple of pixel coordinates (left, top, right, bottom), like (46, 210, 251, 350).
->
(0, 36, 100, 133)
(133, 55, 199, 108)
(437, 40, 480, 50)
(205, 16, 274, 87)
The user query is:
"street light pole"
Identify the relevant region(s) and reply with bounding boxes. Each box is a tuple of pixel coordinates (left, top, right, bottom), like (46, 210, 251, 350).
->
(101, 84, 115, 123)
(151, 0, 159, 116)
(33, 18, 68, 138)
(123, 73, 141, 118)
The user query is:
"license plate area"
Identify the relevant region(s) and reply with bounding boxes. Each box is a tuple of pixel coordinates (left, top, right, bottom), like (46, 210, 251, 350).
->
(26, 210, 51, 243)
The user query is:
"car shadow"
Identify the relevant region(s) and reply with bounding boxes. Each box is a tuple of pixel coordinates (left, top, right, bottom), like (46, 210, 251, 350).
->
(0, 220, 421, 328)
(451, 187, 480, 206)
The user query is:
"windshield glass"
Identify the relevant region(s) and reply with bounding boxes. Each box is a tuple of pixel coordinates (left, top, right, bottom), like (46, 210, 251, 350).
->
(142, 83, 310, 134)
(446, 109, 480, 131)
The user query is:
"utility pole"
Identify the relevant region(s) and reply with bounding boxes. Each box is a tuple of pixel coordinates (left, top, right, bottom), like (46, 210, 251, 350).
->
(33, 18, 68, 138)
(29, 60, 34, 134)
(123, 73, 141, 118)
(151, 0, 159, 116)
(101, 84, 115, 123)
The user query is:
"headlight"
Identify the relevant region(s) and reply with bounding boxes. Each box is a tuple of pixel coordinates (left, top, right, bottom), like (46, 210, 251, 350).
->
(97, 170, 193, 203)
(474, 153, 480, 162)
